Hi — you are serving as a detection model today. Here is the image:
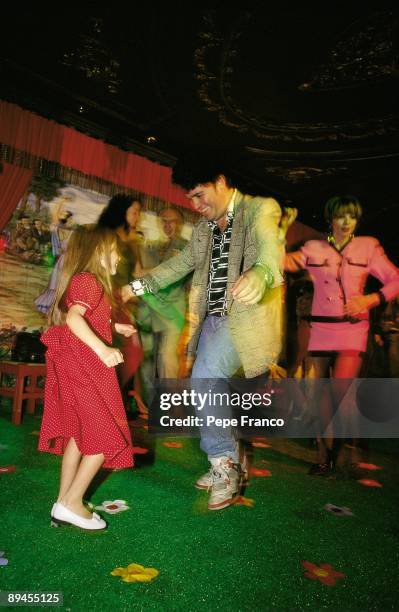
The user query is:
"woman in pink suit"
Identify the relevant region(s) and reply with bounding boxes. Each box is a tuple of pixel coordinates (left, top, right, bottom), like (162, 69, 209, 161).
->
(283, 195, 399, 474)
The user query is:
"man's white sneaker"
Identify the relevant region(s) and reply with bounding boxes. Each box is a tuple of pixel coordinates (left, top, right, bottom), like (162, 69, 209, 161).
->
(195, 467, 213, 490)
(207, 457, 242, 511)
(195, 454, 248, 491)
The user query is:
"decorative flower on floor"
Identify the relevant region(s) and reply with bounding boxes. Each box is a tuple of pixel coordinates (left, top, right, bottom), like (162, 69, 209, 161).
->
(357, 479, 383, 488)
(0, 465, 16, 474)
(95, 500, 129, 514)
(302, 561, 345, 586)
(0, 551, 8, 566)
(162, 442, 183, 448)
(132, 446, 149, 454)
(250, 468, 272, 477)
(356, 463, 382, 471)
(324, 503, 353, 517)
(234, 496, 255, 507)
(111, 563, 159, 583)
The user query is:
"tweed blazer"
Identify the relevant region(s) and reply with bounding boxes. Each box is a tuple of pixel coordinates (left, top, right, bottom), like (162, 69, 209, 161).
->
(142, 191, 284, 377)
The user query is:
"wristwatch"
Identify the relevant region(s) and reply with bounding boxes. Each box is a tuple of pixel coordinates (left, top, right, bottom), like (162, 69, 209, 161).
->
(129, 279, 146, 296)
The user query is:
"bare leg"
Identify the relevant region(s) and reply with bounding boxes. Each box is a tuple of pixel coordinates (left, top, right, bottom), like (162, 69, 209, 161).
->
(305, 356, 332, 464)
(331, 354, 363, 465)
(57, 438, 82, 501)
(318, 385, 335, 458)
(60, 452, 105, 519)
(331, 354, 363, 380)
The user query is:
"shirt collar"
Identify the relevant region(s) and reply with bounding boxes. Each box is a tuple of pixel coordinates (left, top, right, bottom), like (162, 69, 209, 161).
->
(207, 189, 237, 229)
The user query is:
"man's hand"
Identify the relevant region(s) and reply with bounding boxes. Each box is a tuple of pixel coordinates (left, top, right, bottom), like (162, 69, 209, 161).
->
(114, 323, 137, 337)
(231, 267, 267, 305)
(121, 284, 134, 303)
(280, 207, 298, 237)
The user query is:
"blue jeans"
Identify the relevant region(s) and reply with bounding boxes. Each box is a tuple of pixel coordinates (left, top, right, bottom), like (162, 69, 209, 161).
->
(191, 315, 242, 461)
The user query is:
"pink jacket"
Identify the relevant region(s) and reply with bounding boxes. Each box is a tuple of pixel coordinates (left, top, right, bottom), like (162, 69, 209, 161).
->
(285, 236, 399, 319)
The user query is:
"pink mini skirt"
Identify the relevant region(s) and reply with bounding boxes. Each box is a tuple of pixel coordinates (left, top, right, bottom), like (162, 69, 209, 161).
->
(308, 320, 369, 353)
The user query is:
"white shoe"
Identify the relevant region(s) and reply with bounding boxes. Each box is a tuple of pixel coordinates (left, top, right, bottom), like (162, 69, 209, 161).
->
(208, 457, 242, 511)
(195, 467, 213, 490)
(51, 503, 107, 531)
(195, 454, 248, 490)
(51, 499, 91, 517)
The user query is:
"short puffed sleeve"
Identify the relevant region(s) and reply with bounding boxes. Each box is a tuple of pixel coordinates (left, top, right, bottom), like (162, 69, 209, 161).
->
(66, 272, 103, 313)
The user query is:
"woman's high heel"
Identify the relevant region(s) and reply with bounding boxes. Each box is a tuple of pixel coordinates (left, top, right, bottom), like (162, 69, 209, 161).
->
(308, 448, 335, 476)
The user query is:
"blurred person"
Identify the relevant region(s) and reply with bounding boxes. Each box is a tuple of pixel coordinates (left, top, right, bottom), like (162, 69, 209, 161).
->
(374, 295, 399, 377)
(51, 209, 74, 258)
(97, 194, 144, 403)
(140, 207, 189, 378)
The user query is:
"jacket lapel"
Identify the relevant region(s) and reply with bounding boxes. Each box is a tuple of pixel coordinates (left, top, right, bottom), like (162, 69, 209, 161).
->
(226, 192, 246, 310)
(196, 221, 212, 285)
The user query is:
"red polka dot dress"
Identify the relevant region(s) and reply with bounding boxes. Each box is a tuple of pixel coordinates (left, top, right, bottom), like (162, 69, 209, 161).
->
(38, 272, 133, 469)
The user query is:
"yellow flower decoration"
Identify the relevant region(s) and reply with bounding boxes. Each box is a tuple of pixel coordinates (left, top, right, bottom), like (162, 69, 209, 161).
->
(111, 563, 159, 583)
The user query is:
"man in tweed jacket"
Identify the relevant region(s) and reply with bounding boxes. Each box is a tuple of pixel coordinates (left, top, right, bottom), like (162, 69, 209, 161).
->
(125, 159, 284, 510)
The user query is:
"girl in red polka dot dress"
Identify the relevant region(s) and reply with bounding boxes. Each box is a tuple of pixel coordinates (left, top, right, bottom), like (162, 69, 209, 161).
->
(39, 227, 135, 531)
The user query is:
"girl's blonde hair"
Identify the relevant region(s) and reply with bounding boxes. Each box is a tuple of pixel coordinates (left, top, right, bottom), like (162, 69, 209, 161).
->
(48, 226, 121, 326)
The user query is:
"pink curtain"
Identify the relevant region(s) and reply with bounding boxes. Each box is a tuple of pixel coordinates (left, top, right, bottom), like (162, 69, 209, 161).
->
(0, 162, 33, 231)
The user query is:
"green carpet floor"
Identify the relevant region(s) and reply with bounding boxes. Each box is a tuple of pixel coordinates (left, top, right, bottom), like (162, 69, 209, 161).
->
(0, 403, 398, 611)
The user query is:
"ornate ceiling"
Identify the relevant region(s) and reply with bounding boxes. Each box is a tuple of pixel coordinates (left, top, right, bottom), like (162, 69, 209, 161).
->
(2, 3, 399, 248)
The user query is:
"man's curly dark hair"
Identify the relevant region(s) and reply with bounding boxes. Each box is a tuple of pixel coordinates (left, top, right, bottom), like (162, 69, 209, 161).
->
(172, 154, 234, 191)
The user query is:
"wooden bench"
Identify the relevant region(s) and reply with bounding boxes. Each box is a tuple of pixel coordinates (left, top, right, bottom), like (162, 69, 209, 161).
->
(0, 361, 46, 425)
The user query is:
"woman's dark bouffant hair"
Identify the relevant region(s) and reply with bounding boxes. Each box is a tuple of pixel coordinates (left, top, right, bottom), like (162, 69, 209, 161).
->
(324, 195, 363, 225)
(97, 194, 142, 231)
